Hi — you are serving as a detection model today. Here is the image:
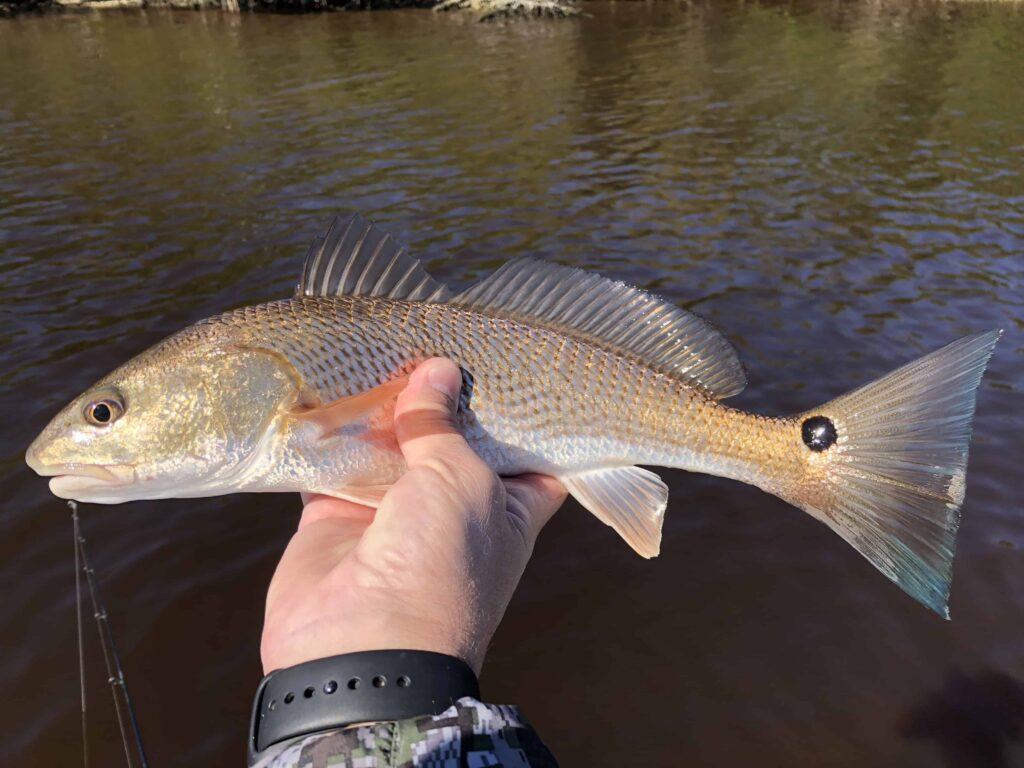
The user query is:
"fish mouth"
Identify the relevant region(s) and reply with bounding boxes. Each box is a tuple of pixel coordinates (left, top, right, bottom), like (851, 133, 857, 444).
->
(26, 447, 136, 499)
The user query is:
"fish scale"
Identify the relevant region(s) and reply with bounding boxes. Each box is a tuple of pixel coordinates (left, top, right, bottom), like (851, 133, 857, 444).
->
(216, 295, 700, 472)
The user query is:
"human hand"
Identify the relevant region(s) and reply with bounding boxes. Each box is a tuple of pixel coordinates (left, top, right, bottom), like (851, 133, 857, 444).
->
(260, 358, 567, 675)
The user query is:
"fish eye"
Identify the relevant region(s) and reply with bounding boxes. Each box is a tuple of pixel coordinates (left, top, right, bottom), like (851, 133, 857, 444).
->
(83, 393, 125, 427)
(801, 415, 837, 452)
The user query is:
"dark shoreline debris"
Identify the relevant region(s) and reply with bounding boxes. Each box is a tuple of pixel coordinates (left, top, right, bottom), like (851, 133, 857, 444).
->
(0, 0, 577, 18)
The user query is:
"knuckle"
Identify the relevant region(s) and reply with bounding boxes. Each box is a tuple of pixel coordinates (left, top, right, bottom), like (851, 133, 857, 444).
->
(394, 407, 454, 440)
(419, 454, 501, 512)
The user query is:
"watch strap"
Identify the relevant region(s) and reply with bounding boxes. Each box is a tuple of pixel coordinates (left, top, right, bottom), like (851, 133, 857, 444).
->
(248, 649, 480, 764)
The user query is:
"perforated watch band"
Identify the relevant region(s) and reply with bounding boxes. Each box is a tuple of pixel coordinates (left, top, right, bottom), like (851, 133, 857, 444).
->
(247, 649, 480, 764)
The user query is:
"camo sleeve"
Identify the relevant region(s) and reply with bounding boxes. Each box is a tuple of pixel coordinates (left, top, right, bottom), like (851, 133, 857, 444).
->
(253, 697, 558, 768)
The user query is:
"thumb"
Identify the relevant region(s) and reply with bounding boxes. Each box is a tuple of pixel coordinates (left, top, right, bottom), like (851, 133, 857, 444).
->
(394, 358, 476, 468)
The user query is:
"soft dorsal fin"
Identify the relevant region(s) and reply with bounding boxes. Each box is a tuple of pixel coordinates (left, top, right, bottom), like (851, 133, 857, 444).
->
(297, 214, 451, 302)
(453, 258, 745, 397)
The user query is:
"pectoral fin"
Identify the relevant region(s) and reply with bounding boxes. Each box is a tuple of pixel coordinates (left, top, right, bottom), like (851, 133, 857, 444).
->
(287, 375, 410, 436)
(563, 466, 669, 558)
(325, 484, 392, 508)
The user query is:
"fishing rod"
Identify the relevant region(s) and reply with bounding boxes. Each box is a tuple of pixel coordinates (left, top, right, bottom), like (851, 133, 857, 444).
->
(70, 501, 150, 768)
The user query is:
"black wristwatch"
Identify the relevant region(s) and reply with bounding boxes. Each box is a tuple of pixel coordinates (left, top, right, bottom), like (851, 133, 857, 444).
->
(248, 649, 480, 765)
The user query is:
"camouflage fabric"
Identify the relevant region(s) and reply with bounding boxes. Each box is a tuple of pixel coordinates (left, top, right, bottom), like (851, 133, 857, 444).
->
(253, 697, 558, 768)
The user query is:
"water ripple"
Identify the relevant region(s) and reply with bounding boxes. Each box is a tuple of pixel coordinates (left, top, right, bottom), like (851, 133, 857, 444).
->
(1, 3, 1022, 767)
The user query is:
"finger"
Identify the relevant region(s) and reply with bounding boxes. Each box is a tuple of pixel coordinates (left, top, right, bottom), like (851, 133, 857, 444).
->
(502, 473, 568, 538)
(393, 358, 478, 468)
(375, 358, 497, 532)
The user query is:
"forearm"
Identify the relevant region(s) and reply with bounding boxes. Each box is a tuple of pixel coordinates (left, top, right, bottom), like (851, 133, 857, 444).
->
(252, 697, 558, 768)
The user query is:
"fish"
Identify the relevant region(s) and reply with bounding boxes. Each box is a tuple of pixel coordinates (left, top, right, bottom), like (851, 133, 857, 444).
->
(26, 214, 1000, 617)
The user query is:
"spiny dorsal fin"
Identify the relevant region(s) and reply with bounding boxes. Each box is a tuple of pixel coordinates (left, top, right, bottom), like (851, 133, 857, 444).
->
(453, 258, 745, 398)
(297, 214, 451, 302)
(563, 466, 669, 558)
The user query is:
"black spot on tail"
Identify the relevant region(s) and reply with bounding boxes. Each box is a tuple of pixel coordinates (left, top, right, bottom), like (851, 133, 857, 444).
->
(802, 415, 837, 451)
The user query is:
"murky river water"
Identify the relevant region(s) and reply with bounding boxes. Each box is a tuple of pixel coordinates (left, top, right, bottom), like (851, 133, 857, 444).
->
(2, 3, 1023, 766)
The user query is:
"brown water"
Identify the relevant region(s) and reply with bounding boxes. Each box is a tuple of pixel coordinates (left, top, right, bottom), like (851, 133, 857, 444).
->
(2, 3, 1023, 766)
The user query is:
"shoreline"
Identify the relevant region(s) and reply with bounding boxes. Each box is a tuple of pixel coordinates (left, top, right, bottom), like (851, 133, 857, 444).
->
(0, 0, 578, 16)
(0, 0, 432, 13)
(2, 0, 1018, 21)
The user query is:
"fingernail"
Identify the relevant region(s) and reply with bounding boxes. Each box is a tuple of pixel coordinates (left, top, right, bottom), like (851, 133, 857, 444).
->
(426, 363, 460, 401)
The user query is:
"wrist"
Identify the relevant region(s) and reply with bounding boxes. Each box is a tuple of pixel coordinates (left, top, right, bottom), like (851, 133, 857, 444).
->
(261, 610, 486, 676)
(249, 650, 480, 765)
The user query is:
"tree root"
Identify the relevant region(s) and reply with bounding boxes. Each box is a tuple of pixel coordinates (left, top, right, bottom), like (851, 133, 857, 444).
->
(434, 0, 577, 21)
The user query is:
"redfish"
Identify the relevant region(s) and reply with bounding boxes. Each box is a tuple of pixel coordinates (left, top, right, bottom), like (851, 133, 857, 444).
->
(26, 214, 1000, 616)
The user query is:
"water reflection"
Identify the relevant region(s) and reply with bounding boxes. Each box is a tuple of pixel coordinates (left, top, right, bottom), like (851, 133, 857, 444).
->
(902, 670, 1024, 768)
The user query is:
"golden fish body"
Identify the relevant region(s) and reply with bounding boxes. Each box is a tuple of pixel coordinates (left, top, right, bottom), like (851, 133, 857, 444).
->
(27, 215, 1000, 616)
(183, 296, 782, 490)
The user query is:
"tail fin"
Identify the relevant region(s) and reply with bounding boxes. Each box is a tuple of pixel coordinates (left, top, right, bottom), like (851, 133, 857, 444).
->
(799, 331, 1001, 618)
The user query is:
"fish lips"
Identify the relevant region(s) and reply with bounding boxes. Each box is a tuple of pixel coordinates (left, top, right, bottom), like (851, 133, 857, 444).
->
(26, 449, 136, 502)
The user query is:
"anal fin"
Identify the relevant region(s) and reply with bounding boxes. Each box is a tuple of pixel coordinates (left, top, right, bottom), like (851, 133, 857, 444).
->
(563, 466, 669, 558)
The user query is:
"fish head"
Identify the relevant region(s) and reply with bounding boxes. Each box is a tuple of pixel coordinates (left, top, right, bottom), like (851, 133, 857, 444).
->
(26, 328, 301, 503)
